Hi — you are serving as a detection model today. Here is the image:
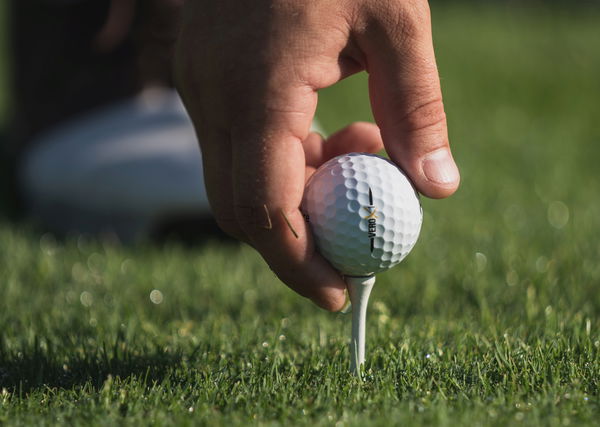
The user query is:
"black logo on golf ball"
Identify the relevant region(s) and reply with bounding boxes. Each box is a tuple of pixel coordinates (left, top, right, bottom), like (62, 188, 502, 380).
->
(362, 188, 377, 253)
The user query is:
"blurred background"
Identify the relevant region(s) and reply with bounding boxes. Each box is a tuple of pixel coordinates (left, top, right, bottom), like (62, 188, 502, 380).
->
(0, 1, 599, 423)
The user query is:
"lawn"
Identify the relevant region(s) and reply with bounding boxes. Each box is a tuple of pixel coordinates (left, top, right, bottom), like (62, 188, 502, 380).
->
(1, 2, 599, 425)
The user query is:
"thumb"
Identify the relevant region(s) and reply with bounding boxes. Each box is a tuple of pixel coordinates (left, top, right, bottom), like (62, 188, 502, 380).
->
(358, 2, 459, 198)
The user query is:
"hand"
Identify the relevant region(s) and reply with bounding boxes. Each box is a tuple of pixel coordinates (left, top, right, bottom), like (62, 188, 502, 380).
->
(175, 0, 460, 311)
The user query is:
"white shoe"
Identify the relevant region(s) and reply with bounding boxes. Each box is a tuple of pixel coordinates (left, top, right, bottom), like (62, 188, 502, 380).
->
(20, 88, 210, 241)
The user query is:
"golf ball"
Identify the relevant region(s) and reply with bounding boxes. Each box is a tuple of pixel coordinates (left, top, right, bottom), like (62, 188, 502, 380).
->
(302, 153, 422, 276)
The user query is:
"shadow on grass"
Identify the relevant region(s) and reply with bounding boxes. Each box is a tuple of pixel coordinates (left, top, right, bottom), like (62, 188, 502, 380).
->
(0, 332, 197, 394)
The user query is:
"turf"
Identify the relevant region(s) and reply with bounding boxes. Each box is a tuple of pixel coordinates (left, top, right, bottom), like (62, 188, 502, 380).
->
(1, 2, 600, 425)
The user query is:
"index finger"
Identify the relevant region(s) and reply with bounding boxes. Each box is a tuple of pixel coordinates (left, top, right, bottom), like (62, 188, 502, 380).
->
(231, 85, 347, 311)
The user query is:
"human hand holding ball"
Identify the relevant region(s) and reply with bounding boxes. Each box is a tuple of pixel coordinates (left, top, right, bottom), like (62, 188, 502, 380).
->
(175, 0, 459, 372)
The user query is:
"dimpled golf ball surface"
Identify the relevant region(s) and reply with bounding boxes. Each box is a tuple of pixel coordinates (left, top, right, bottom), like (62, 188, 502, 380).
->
(302, 153, 422, 276)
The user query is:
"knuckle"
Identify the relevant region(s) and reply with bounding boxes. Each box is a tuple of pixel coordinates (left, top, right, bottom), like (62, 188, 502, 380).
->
(392, 13, 419, 46)
(404, 0, 432, 24)
(400, 97, 447, 133)
(364, 0, 431, 45)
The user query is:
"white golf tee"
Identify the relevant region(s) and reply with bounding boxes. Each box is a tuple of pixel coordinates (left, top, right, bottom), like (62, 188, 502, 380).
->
(346, 275, 376, 375)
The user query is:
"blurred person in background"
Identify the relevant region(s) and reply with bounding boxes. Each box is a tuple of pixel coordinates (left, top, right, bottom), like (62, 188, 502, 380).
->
(9, 0, 460, 310)
(10, 0, 213, 241)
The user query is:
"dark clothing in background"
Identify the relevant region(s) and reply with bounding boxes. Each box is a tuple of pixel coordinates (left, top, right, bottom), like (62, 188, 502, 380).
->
(5, 0, 180, 215)
(9, 0, 138, 152)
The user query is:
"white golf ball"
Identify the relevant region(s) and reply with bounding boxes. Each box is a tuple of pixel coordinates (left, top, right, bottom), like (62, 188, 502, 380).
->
(302, 153, 422, 276)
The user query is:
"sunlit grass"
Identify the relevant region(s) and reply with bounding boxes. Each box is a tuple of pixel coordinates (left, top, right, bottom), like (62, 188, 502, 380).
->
(1, 2, 599, 425)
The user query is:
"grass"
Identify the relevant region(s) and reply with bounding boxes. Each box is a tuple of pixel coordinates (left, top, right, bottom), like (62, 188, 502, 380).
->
(1, 2, 600, 425)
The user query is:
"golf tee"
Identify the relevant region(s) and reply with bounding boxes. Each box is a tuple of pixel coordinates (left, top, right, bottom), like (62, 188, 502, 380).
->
(346, 275, 376, 375)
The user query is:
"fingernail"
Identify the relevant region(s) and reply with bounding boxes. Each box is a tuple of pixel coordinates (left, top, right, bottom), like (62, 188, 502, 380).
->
(422, 149, 459, 185)
(339, 289, 352, 314)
